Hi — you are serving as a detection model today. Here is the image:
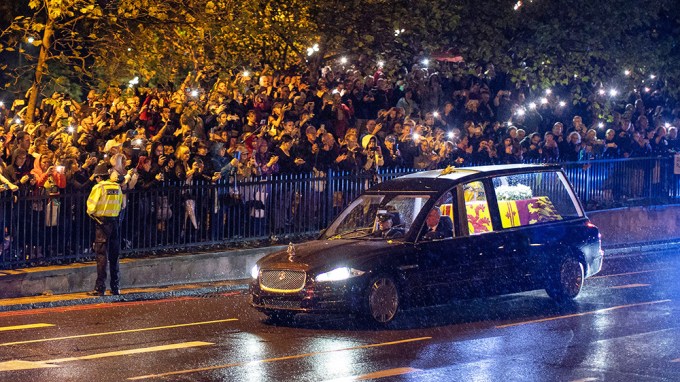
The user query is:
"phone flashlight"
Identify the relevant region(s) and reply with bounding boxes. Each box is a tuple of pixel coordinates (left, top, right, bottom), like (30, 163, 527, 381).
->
(67, 126, 75, 134)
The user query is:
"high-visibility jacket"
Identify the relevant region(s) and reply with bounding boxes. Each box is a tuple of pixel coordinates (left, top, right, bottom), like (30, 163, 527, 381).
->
(86, 180, 123, 218)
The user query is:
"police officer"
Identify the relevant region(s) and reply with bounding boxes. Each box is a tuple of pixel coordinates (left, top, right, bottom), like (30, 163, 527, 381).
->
(86, 163, 124, 296)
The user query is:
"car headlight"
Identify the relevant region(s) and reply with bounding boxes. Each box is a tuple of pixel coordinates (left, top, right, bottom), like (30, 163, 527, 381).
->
(250, 265, 259, 279)
(315, 267, 365, 282)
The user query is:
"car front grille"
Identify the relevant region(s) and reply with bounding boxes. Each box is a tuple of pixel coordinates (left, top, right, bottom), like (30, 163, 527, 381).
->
(260, 299, 302, 309)
(260, 270, 306, 292)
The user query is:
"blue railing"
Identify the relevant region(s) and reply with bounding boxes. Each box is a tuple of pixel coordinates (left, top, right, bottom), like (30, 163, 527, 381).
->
(1, 156, 679, 269)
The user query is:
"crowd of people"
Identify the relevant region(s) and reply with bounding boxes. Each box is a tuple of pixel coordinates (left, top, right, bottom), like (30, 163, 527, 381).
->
(1, 64, 679, 198)
(0, 62, 679, 259)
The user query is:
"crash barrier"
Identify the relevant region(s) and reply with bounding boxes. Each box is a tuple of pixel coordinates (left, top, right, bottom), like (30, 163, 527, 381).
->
(1, 156, 679, 269)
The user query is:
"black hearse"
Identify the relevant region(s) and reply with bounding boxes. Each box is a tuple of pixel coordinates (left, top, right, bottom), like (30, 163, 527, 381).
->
(250, 164, 603, 325)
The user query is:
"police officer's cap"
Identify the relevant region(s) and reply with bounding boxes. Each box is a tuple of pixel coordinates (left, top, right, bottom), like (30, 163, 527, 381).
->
(377, 210, 393, 222)
(92, 163, 110, 177)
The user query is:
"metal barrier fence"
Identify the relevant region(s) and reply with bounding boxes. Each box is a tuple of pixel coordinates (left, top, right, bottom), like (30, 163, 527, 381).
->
(1, 156, 679, 269)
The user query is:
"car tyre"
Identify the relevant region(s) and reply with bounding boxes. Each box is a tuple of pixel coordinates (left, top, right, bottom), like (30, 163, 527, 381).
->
(546, 256, 584, 302)
(365, 274, 400, 326)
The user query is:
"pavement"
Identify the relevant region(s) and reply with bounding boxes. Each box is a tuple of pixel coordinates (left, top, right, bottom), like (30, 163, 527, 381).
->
(0, 239, 679, 313)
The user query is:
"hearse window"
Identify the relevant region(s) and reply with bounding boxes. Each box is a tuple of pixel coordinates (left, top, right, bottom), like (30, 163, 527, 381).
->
(323, 194, 431, 239)
(463, 181, 493, 235)
(492, 171, 582, 229)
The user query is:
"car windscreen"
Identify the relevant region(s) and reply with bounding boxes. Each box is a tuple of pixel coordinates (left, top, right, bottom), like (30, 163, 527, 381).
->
(322, 194, 431, 240)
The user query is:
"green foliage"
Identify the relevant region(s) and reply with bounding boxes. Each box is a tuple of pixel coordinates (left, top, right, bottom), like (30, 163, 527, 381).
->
(1, 0, 679, 103)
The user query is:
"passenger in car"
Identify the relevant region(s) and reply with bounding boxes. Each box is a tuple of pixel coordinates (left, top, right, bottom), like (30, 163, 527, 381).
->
(372, 210, 405, 239)
(421, 207, 454, 240)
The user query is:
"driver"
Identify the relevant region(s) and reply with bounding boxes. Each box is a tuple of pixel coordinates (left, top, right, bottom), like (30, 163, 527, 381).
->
(372, 210, 405, 239)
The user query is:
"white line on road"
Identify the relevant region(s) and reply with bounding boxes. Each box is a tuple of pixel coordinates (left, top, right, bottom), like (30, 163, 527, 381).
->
(590, 268, 673, 279)
(128, 336, 432, 380)
(495, 300, 671, 328)
(0, 341, 213, 372)
(609, 283, 650, 289)
(0, 323, 54, 332)
(0, 318, 237, 347)
(322, 367, 422, 382)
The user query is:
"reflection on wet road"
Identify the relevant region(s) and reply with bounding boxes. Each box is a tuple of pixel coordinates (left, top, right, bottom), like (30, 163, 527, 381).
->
(0, 252, 679, 381)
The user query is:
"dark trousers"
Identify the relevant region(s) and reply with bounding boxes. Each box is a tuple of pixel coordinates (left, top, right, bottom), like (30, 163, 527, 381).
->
(93, 217, 120, 292)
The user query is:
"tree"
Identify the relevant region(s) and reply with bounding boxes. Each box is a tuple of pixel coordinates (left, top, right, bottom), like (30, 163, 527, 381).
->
(95, 0, 317, 87)
(0, 0, 105, 122)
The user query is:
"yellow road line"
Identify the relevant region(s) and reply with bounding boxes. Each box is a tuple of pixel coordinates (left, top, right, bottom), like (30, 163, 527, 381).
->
(590, 268, 672, 279)
(496, 300, 671, 329)
(0, 323, 54, 332)
(322, 367, 422, 382)
(0, 318, 237, 347)
(0, 342, 213, 372)
(128, 336, 432, 380)
(609, 283, 650, 289)
(48, 341, 213, 363)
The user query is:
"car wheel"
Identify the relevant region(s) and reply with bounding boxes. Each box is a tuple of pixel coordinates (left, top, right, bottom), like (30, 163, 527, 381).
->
(366, 275, 400, 325)
(264, 311, 296, 325)
(546, 256, 584, 302)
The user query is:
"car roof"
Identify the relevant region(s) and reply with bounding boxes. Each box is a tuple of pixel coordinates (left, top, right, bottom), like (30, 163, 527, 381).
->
(367, 163, 562, 194)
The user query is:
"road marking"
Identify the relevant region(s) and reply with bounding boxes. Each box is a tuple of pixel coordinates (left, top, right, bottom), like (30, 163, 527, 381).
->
(0, 318, 237, 347)
(322, 367, 422, 381)
(0, 323, 54, 332)
(590, 268, 672, 279)
(570, 378, 600, 382)
(0, 341, 212, 372)
(0, 297, 201, 318)
(496, 300, 671, 329)
(128, 336, 432, 380)
(672, 358, 680, 363)
(609, 283, 650, 289)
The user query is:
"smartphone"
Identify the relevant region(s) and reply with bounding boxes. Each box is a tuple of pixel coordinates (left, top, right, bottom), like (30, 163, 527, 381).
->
(234, 151, 241, 160)
(260, 119, 266, 125)
(55, 165, 65, 173)
(395, 144, 399, 151)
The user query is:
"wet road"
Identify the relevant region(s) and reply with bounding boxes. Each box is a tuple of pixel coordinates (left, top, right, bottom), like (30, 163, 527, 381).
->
(1, 252, 680, 381)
